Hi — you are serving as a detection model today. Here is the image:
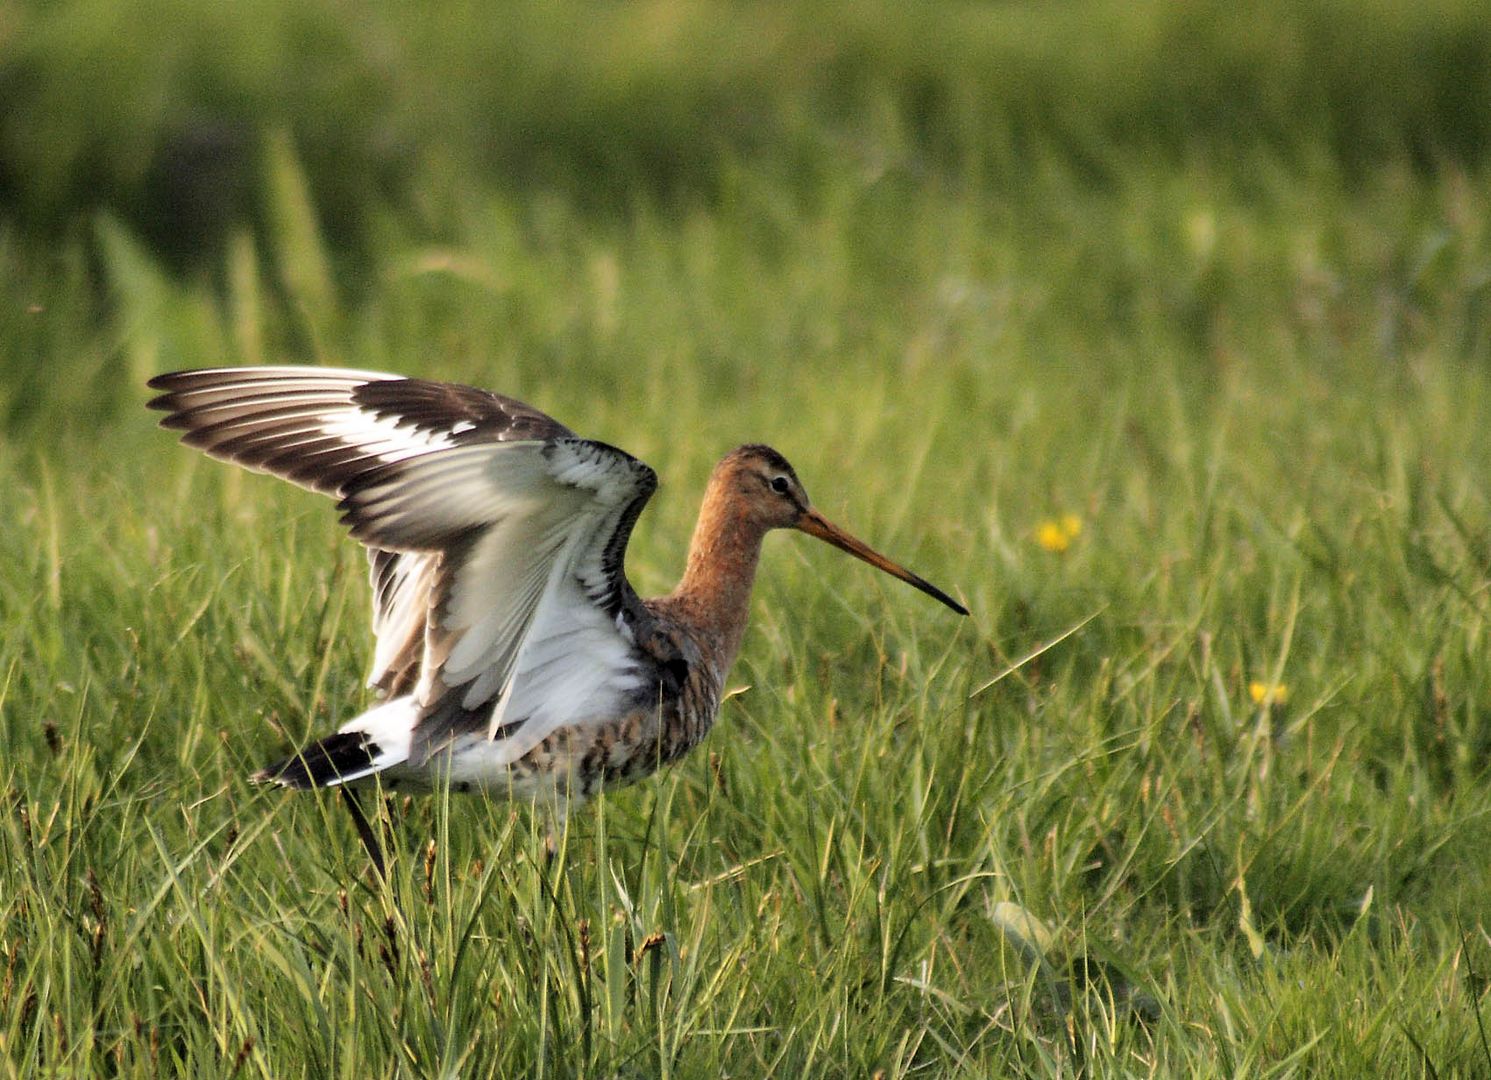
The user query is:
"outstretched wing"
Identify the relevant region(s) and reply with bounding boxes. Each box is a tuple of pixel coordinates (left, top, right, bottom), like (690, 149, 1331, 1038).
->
(149, 367, 659, 762)
(148, 367, 571, 494)
(148, 366, 577, 695)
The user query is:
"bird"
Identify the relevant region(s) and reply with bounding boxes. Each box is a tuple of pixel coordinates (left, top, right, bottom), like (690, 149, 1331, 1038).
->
(148, 367, 967, 862)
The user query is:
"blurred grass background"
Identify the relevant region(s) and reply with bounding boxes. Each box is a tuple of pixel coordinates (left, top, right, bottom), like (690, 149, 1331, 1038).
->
(3, 0, 1490, 438)
(4, 0, 1491, 1075)
(3, 0, 1489, 264)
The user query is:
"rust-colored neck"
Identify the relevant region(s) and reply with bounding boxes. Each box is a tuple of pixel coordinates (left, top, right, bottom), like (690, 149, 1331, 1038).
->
(666, 480, 772, 680)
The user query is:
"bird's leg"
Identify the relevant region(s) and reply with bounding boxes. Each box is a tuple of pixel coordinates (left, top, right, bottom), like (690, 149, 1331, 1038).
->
(340, 787, 387, 880)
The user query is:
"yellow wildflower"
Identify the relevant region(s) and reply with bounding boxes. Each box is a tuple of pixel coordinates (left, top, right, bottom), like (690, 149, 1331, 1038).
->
(1035, 514, 1083, 553)
(1035, 521, 1069, 552)
(1249, 681, 1289, 707)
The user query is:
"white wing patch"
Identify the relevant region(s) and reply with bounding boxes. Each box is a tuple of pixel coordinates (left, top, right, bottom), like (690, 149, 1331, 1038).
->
(321, 407, 457, 463)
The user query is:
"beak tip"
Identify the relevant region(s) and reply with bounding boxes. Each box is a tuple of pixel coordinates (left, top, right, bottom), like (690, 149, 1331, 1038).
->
(932, 589, 969, 616)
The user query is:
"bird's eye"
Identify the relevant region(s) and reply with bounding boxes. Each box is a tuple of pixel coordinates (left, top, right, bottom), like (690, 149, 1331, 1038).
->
(770, 475, 791, 495)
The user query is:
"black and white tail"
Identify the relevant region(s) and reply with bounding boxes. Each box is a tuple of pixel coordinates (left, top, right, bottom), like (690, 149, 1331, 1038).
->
(253, 697, 417, 788)
(254, 732, 384, 789)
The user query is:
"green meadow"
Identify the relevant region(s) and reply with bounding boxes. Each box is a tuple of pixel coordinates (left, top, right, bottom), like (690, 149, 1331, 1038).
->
(3, 1, 1491, 1075)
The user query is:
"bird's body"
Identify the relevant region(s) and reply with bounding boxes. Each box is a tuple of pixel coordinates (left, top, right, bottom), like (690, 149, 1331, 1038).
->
(148, 367, 965, 813)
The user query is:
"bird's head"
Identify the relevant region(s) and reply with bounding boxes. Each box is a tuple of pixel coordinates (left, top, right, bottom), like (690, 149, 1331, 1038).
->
(713, 444, 967, 615)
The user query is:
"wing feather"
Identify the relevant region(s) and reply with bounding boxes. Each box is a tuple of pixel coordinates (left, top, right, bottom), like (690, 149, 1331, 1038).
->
(368, 549, 434, 696)
(474, 498, 655, 762)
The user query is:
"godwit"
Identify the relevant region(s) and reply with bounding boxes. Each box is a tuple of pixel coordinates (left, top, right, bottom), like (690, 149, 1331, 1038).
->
(149, 367, 966, 856)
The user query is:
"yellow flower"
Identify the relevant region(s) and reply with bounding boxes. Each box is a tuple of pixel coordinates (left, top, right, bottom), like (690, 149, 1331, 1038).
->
(1035, 521, 1069, 552)
(1035, 514, 1083, 553)
(1249, 681, 1289, 707)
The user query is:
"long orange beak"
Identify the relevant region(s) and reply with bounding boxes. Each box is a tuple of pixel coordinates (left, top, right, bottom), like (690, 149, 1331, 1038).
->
(797, 509, 968, 615)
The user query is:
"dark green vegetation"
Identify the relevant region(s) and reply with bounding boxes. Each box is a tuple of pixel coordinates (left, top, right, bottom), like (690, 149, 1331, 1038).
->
(3, 1, 1491, 1075)
(5, 0, 1490, 264)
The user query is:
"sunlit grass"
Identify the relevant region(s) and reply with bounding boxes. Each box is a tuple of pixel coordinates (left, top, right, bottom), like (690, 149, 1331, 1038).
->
(4, 134, 1491, 1075)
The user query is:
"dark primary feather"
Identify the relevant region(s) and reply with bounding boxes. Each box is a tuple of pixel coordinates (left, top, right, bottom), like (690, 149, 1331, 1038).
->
(351, 377, 565, 445)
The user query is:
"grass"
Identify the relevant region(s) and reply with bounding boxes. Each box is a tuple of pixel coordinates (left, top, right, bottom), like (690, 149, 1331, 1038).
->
(5, 5, 1491, 1074)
